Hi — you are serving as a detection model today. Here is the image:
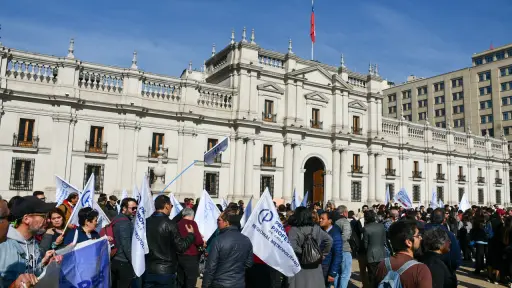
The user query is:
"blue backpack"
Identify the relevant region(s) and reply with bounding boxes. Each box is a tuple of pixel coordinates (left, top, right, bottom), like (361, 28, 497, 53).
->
(378, 258, 419, 288)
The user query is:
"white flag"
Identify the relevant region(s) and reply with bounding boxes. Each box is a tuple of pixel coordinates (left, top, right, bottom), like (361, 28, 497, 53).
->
(93, 202, 111, 232)
(204, 137, 229, 165)
(430, 188, 438, 209)
(459, 192, 471, 212)
(394, 188, 413, 209)
(291, 188, 301, 210)
(221, 198, 229, 211)
(133, 182, 155, 219)
(65, 174, 96, 228)
(117, 189, 128, 213)
(132, 175, 150, 277)
(385, 186, 390, 206)
(438, 199, 444, 208)
(242, 188, 301, 277)
(55, 175, 80, 206)
(240, 196, 253, 228)
(169, 193, 183, 219)
(195, 190, 221, 241)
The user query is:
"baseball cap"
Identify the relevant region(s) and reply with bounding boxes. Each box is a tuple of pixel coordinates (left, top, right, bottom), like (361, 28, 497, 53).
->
(11, 196, 56, 220)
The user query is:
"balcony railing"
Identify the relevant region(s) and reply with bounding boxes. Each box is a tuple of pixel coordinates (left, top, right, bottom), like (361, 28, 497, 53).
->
(148, 146, 169, 158)
(310, 120, 323, 129)
(436, 173, 445, 180)
(12, 134, 39, 148)
(85, 140, 108, 154)
(261, 157, 276, 167)
(385, 168, 396, 176)
(495, 178, 503, 185)
(262, 112, 277, 123)
(477, 176, 485, 183)
(457, 175, 466, 182)
(412, 171, 422, 178)
(351, 165, 363, 173)
(352, 127, 363, 135)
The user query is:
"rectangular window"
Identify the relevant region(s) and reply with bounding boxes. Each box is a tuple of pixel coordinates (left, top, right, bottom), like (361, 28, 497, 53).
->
(418, 99, 427, 107)
(151, 133, 165, 156)
(405, 114, 412, 121)
(204, 171, 220, 197)
(412, 185, 421, 203)
(388, 94, 396, 102)
(435, 122, 446, 128)
(260, 175, 275, 197)
(503, 97, 509, 106)
(418, 112, 426, 120)
(402, 90, 411, 99)
(18, 118, 35, 143)
(386, 183, 395, 200)
(496, 190, 502, 205)
(458, 166, 463, 176)
(413, 161, 419, 172)
(386, 158, 393, 170)
(485, 55, 493, 63)
(435, 109, 445, 117)
(478, 168, 482, 177)
(388, 107, 394, 114)
(84, 163, 105, 193)
(312, 108, 320, 128)
(417, 86, 427, 95)
(478, 189, 484, 204)
(9, 157, 35, 191)
(434, 82, 444, 92)
(437, 186, 444, 202)
(475, 58, 483, 65)
(502, 83, 508, 91)
(263, 144, 272, 162)
(353, 154, 361, 172)
(505, 127, 511, 135)
(452, 78, 463, 87)
(458, 188, 464, 202)
(504, 112, 510, 121)
(437, 164, 442, 174)
(351, 181, 362, 202)
(264, 100, 274, 121)
(497, 51, 505, 60)
(352, 116, 361, 133)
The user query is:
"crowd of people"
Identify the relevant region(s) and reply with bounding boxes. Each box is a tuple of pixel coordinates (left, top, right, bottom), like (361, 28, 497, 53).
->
(1, 190, 512, 288)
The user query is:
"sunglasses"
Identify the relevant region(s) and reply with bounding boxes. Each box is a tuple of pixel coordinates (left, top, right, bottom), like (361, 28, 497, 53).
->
(129, 207, 138, 211)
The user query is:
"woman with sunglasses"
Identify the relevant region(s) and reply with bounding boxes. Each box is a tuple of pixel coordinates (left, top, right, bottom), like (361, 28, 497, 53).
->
(39, 208, 66, 255)
(62, 207, 100, 245)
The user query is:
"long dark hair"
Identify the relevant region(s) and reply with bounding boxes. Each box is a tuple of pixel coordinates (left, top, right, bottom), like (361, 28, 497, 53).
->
(48, 208, 66, 230)
(291, 207, 314, 227)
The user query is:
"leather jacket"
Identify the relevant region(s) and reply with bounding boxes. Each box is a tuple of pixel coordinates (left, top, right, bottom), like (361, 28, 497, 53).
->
(145, 212, 195, 274)
(202, 226, 253, 288)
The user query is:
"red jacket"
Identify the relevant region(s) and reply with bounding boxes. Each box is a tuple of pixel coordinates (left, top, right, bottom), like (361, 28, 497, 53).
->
(177, 218, 204, 256)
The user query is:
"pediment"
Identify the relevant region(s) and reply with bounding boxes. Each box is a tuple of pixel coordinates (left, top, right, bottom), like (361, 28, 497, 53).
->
(257, 82, 284, 94)
(348, 100, 368, 111)
(288, 65, 353, 90)
(304, 91, 329, 104)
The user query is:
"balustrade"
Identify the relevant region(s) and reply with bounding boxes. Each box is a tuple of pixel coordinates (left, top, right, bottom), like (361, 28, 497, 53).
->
(79, 69, 123, 92)
(258, 53, 284, 69)
(141, 78, 181, 101)
(6, 57, 58, 83)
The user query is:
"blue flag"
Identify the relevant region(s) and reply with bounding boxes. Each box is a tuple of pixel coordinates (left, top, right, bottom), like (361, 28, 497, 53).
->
(204, 137, 229, 165)
(240, 196, 253, 228)
(301, 191, 309, 207)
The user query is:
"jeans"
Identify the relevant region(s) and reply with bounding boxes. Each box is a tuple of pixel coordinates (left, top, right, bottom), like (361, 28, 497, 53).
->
(339, 251, 352, 288)
(143, 273, 176, 288)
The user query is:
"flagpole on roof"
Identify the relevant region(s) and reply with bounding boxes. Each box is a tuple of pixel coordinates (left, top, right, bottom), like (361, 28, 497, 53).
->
(311, 0, 315, 60)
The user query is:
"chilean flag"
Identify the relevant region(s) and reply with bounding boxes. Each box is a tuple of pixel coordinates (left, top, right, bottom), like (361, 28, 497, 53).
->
(310, 0, 316, 43)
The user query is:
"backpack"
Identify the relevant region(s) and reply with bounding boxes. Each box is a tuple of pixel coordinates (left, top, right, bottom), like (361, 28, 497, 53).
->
(99, 217, 128, 258)
(299, 228, 322, 268)
(378, 258, 419, 288)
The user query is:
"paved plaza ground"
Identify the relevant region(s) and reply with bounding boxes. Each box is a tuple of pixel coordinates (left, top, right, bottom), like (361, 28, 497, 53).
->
(196, 258, 502, 287)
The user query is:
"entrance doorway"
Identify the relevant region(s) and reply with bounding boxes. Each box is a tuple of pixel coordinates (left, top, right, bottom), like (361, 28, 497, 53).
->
(303, 157, 325, 206)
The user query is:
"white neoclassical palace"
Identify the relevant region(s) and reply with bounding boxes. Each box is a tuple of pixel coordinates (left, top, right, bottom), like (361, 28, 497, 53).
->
(0, 30, 510, 209)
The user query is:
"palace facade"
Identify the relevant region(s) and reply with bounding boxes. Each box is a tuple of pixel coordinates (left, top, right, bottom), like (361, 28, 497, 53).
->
(0, 30, 509, 209)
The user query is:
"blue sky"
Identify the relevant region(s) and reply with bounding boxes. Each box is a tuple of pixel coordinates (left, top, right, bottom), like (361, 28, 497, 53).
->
(1, 0, 511, 82)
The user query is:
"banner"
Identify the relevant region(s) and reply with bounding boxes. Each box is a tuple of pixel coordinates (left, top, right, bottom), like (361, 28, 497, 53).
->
(195, 189, 221, 241)
(65, 175, 96, 228)
(204, 137, 229, 165)
(430, 188, 438, 209)
(242, 188, 301, 277)
(240, 196, 253, 228)
(394, 188, 412, 209)
(291, 188, 301, 210)
(132, 175, 150, 277)
(55, 175, 80, 206)
(36, 237, 110, 287)
(169, 193, 183, 219)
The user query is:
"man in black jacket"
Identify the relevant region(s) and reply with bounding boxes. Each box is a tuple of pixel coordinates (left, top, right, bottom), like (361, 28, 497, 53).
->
(362, 210, 386, 288)
(112, 197, 138, 288)
(202, 210, 253, 288)
(144, 195, 195, 288)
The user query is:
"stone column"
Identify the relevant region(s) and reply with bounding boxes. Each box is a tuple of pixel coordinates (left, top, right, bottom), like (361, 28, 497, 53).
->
(118, 121, 138, 193)
(282, 141, 293, 199)
(368, 152, 376, 204)
(175, 129, 184, 193)
(234, 137, 245, 196)
(340, 149, 349, 201)
(244, 138, 254, 197)
(228, 135, 236, 198)
(291, 144, 300, 200)
(332, 148, 340, 202)
(375, 153, 383, 202)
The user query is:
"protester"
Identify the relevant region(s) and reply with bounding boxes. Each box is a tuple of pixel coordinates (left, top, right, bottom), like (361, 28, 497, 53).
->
(362, 210, 386, 288)
(111, 197, 138, 288)
(145, 195, 195, 288)
(421, 227, 456, 288)
(319, 211, 343, 288)
(39, 208, 66, 255)
(0, 196, 57, 287)
(375, 221, 432, 288)
(288, 206, 332, 288)
(58, 192, 79, 227)
(177, 208, 204, 288)
(469, 214, 488, 276)
(0, 195, 10, 243)
(62, 207, 101, 245)
(107, 195, 118, 211)
(202, 209, 253, 288)
(334, 205, 352, 288)
(32, 191, 46, 202)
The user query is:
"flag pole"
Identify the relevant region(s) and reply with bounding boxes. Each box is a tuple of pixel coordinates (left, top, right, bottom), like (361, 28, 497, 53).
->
(311, 0, 314, 60)
(311, 42, 314, 61)
(159, 160, 198, 194)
